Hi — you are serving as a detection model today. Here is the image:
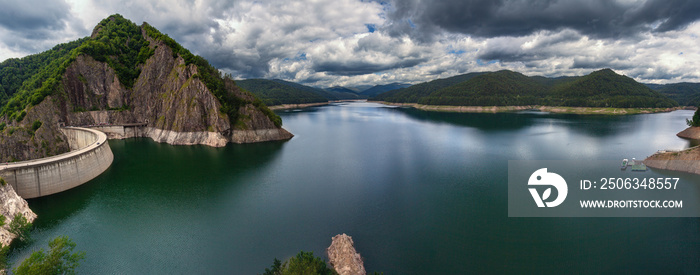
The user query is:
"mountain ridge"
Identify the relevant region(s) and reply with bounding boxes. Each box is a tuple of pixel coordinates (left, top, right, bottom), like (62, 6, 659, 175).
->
(371, 69, 678, 108)
(0, 14, 291, 162)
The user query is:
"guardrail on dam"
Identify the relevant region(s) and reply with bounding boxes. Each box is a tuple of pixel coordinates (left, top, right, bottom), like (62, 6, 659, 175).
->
(0, 127, 113, 199)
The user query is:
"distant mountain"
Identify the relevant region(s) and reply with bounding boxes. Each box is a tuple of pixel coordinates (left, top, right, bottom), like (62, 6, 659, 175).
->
(324, 86, 362, 100)
(269, 79, 341, 101)
(236, 80, 366, 102)
(647, 82, 700, 106)
(360, 83, 412, 97)
(371, 69, 678, 108)
(347, 85, 373, 93)
(371, 72, 487, 103)
(237, 79, 328, 106)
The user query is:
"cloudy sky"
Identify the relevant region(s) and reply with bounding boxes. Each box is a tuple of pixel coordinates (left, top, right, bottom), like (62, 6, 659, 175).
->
(1, 0, 699, 87)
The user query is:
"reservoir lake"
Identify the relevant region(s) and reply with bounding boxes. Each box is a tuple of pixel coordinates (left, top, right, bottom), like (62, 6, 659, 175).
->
(9, 102, 700, 274)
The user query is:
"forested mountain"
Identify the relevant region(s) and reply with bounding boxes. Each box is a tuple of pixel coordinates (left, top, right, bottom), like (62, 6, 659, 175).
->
(269, 79, 341, 100)
(551, 69, 677, 108)
(0, 39, 87, 106)
(237, 79, 328, 106)
(420, 70, 547, 106)
(371, 69, 678, 108)
(324, 86, 362, 99)
(360, 83, 411, 97)
(371, 72, 487, 103)
(647, 82, 700, 106)
(348, 85, 373, 93)
(236, 79, 366, 103)
(0, 14, 290, 162)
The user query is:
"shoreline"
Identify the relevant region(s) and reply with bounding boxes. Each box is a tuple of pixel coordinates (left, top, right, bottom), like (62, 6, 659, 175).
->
(372, 101, 683, 115)
(268, 102, 330, 110)
(645, 127, 700, 175)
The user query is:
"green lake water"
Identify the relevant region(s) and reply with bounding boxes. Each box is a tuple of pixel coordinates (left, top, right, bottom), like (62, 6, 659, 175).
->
(9, 102, 700, 274)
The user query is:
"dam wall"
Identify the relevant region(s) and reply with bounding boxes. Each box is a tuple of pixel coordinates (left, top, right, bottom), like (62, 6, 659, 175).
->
(0, 127, 113, 199)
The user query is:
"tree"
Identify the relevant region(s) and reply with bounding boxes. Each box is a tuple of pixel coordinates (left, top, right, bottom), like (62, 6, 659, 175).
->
(9, 214, 32, 243)
(261, 251, 337, 275)
(13, 236, 85, 275)
(0, 244, 9, 271)
(687, 108, 700, 127)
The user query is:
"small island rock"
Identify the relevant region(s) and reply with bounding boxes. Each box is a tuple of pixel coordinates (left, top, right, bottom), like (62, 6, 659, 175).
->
(327, 234, 366, 275)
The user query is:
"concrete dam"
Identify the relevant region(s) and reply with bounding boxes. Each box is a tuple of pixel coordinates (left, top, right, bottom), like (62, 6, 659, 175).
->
(0, 127, 113, 199)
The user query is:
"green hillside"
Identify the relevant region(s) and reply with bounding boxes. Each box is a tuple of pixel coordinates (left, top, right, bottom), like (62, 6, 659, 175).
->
(360, 83, 411, 97)
(237, 79, 328, 106)
(268, 80, 362, 101)
(419, 70, 547, 106)
(324, 86, 361, 99)
(0, 39, 86, 106)
(648, 82, 700, 106)
(371, 72, 486, 103)
(552, 69, 677, 108)
(371, 69, 677, 108)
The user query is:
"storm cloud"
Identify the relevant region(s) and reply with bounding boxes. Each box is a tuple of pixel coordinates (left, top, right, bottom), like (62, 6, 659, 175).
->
(385, 0, 700, 40)
(0, 0, 699, 87)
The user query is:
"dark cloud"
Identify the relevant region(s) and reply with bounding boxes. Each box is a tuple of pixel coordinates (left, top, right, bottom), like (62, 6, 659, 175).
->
(572, 57, 634, 70)
(0, 0, 72, 32)
(312, 58, 427, 76)
(385, 0, 700, 41)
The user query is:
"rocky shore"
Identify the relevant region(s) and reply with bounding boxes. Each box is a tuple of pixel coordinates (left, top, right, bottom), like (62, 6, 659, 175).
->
(677, 127, 700, 139)
(327, 234, 366, 275)
(645, 126, 700, 174)
(644, 147, 700, 174)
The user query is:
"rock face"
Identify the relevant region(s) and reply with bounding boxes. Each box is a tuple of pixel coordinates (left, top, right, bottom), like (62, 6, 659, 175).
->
(0, 97, 71, 162)
(0, 182, 37, 247)
(327, 234, 366, 275)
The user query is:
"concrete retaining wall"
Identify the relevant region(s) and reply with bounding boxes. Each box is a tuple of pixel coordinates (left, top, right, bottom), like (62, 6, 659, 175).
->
(0, 127, 113, 199)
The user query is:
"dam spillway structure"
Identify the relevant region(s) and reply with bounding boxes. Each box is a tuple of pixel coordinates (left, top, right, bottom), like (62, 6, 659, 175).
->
(0, 127, 113, 199)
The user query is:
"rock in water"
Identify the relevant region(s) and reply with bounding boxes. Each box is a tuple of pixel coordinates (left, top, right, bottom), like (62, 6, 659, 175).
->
(327, 233, 366, 275)
(0, 182, 37, 246)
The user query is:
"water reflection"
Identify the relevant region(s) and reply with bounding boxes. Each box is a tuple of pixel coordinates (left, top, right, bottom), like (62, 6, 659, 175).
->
(26, 139, 286, 230)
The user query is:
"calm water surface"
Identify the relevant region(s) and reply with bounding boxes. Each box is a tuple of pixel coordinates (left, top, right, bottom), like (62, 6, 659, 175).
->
(9, 102, 700, 274)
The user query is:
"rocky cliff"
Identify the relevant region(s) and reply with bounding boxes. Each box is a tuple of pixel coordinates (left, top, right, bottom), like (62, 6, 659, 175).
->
(0, 96, 71, 162)
(0, 181, 37, 247)
(0, 14, 291, 162)
(327, 234, 366, 275)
